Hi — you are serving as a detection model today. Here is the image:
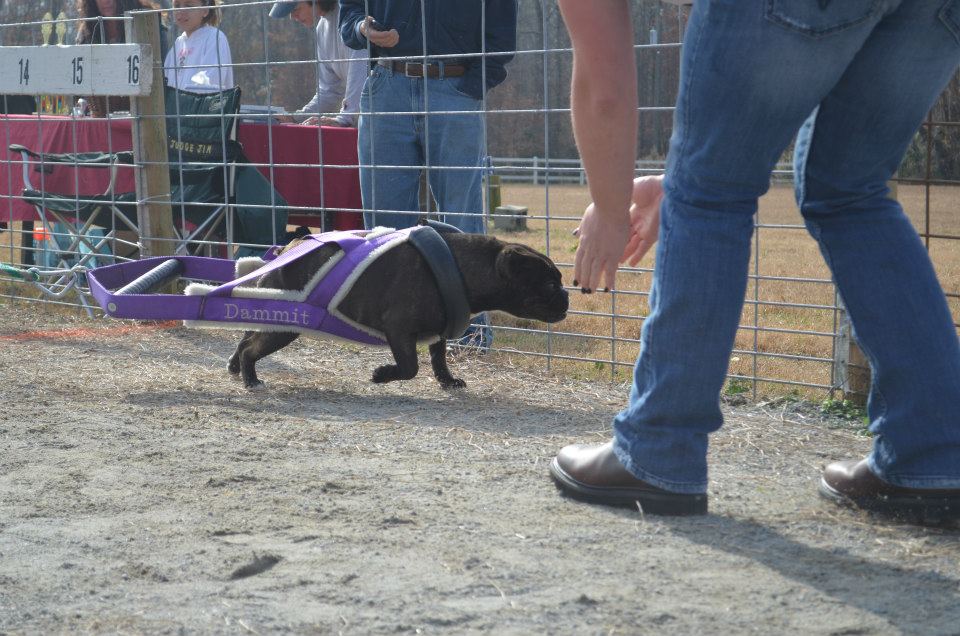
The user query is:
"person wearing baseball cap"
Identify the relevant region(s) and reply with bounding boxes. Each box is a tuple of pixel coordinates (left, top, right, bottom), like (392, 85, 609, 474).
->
(269, 0, 366, 127)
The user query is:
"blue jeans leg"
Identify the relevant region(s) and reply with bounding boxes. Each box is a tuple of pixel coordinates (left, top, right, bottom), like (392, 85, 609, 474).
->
(613, 0, 960, 492)
(359, 66, 423, 230)
(359, 67, 487, 234)
(423, 78, 485, 234)
(794, 1, 960, 487)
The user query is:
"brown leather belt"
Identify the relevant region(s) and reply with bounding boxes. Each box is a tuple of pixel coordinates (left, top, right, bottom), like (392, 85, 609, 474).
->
(377, 59, 466, 79)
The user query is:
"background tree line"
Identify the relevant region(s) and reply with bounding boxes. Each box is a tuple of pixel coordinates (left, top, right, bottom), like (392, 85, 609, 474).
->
(0, 0, 957, 175)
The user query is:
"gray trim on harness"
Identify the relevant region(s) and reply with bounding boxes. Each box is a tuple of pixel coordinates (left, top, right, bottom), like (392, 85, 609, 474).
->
(408, 225, 472, 340)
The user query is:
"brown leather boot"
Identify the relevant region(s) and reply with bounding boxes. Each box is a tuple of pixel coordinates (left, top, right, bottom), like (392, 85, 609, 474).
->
(820, 458, 960, 524)
(549, 441, 707, 515)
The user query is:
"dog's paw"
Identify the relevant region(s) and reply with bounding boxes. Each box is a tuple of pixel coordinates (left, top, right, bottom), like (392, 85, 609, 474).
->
(440, 377, 466, 390)
(372, 365, 398, 384)
(227, 358, 240, 375)
(244, 379, 266, 391)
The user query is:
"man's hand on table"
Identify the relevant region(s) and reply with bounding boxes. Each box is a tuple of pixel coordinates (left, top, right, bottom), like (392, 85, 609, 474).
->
(300, 116, 349, 127)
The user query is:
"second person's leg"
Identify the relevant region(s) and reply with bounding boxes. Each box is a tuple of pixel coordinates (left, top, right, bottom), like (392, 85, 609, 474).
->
(423, 76, 486, 235)
(795, 0, 960, 487)
(359, 67, 424, 230)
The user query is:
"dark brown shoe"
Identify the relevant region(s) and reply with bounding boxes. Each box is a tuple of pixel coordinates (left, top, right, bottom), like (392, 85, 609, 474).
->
(820, 458, 960, 524)
(549, 441, 707, 515)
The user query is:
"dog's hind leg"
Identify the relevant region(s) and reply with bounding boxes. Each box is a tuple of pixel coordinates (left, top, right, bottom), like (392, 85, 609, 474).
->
(372, 334, 419, 384)
(429, 340, 465, 389)
(228, 331, 256, 375)
(236, 331, 300, 389)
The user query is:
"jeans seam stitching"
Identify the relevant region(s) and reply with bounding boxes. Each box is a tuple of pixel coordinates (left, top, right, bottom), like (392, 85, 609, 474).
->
(673, 3, 706, 178)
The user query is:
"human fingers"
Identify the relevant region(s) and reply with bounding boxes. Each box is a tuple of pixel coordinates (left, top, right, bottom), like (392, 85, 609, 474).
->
(623, 220, 657, 266)
(586, 253, 608, 293)
(360, 16, 375, 37)
(625, 236, 655, 267)
(578, 247, 601, 294)
(621, 231, 642, 262)
(573, 239, 586, 291)
(370, 29, 399, 47)
(601, 257, 618, 293)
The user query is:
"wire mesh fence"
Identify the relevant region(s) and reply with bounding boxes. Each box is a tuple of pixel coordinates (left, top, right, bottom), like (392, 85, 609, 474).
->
(1, 0, 957, 400)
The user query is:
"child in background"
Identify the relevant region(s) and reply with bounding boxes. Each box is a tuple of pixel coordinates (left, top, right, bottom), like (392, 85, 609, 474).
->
(164, 0, 234, 92)
(76, 0, 169, 116)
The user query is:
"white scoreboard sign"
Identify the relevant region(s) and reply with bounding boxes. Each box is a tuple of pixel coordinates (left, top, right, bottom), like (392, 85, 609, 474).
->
(0, 44, 153, 96)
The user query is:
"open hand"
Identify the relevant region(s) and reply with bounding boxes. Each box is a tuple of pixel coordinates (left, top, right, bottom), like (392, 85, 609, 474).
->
(573, 203, 630, 293)
(621, 174, 664, 267)
(572, 174, 664, 292)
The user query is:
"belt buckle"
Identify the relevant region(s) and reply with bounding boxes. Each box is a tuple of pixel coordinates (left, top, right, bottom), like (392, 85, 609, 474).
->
(404, 61, 418, 77)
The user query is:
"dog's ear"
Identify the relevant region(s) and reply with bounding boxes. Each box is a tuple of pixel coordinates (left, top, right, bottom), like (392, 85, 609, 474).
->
(495, 244, 541, 281)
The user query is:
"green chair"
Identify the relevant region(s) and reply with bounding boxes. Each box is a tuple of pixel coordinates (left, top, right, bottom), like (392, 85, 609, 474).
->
(9, 85, 288, 269)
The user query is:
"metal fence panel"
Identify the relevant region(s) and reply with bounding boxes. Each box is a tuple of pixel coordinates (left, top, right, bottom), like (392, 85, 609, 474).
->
(1, 0, 957, 400)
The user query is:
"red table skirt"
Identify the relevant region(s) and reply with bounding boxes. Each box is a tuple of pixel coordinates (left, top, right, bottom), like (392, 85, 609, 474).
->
(0, 115, 363, 231)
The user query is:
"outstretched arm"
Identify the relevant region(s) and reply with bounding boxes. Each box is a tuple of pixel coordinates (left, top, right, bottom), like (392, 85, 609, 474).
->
(560, 0, 638, 292)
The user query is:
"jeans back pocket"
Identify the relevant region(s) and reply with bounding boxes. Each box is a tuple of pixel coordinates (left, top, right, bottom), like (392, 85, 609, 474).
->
(765, 0, 882, 38)
(941, 0, 960, 44)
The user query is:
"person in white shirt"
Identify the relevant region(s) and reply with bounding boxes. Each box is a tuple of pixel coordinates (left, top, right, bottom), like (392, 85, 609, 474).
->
(269, 0, 366, 127)
(164, 0, 234, 93)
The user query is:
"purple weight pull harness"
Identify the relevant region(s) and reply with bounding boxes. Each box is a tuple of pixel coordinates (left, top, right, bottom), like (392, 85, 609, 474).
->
(87, 226, 472, 346)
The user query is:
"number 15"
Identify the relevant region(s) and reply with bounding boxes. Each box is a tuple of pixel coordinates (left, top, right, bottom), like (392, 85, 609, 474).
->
(72, 56, 84, 85)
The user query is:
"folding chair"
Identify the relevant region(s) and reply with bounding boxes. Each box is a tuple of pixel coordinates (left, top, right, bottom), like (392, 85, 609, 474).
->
(165, 85, 288, 257)
(9, 144, 138, 270)
(9, 85, 288, 271)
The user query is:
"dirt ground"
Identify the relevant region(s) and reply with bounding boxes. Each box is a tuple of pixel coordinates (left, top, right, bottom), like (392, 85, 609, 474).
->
(1, 299, 958, 635)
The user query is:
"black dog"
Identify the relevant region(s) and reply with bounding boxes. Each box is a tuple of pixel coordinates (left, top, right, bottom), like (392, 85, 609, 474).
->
(227, 232, 568, 389)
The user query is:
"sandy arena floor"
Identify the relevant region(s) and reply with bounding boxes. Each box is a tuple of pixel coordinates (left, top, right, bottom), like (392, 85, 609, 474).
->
(0, 299, 958, 635)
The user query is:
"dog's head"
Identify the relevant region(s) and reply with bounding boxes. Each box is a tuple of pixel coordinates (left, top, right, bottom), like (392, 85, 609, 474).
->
(494, 243, 568, 323)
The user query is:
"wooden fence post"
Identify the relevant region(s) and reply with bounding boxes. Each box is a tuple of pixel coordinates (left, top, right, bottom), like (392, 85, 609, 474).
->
(126, 11, 174, 258)
(830, 182, 902, 405)
(833, 298, 871, 405)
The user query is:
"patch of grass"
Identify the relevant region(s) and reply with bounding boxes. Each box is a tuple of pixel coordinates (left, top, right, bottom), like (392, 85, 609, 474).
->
(820, 398, 866, 421)
(820, 398, 870, 435)
(724, 379, 751, 396)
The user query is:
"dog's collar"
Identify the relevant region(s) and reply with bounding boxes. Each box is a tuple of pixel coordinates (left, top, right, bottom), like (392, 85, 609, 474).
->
(407, 225, 472, 340)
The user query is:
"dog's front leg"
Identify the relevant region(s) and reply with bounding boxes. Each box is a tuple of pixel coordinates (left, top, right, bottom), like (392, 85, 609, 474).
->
(372, 334, 419, 383)
(236, 331, 300, 389)
(429, 340, 466, 389)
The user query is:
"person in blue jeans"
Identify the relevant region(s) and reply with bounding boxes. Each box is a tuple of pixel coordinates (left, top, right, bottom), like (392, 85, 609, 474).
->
(338, 0, 518, 351)
(550, 0, 960, 522)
